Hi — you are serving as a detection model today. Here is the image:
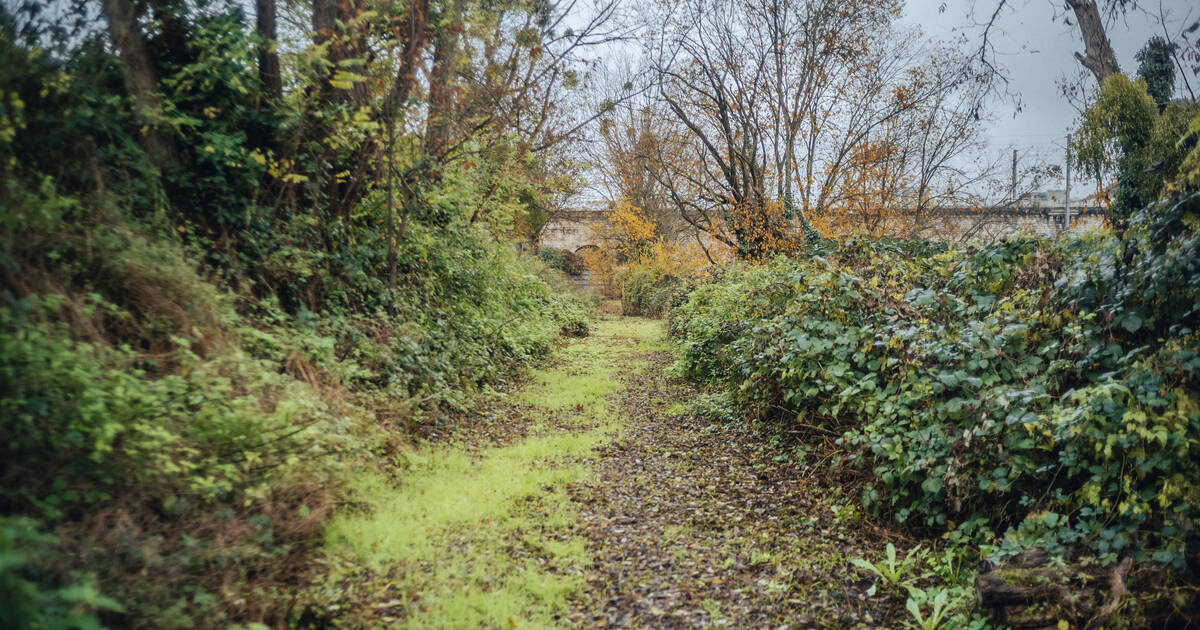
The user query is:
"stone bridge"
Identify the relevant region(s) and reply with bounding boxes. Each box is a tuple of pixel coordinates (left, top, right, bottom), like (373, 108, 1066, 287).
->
(539, 209, 612, 252)
(538, 205, 1106, 252)
(923, 205, 1106, 241)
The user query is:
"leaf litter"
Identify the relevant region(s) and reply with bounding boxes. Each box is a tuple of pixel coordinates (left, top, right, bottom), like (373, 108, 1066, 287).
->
(567, 329, 909, 629)
(306, 314, 910, 628)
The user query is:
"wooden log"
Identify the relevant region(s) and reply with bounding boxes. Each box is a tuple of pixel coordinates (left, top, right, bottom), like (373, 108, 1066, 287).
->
(976, 551, 1200, 629)
(1004, 615, 1060, 630)
(976, 571, 1063, 606)
(976, 565, 1095, 607)
(1083, 556, 1132, 629)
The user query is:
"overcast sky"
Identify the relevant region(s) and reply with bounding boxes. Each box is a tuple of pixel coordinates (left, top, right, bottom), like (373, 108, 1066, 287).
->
(899, 0, 1198, 183)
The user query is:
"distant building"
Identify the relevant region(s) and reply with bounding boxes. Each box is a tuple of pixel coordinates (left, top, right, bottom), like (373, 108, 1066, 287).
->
(1024, 190, 1066, 208)
(539, 209, 610, 252)
(922, 190, 1107, 242)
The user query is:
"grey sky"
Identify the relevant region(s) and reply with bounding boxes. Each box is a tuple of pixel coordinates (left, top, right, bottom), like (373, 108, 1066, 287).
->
(899, 0, 1198, 178)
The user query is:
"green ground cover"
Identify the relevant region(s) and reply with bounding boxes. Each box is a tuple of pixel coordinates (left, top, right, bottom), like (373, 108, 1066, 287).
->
(314, 318, 660, 628)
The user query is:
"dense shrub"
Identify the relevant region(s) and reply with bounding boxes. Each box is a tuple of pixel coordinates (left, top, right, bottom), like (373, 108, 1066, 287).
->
(620, 268, 683, 318)
(671, 191, 1200, 566)
(0, 517, 123, 630)
(598, 228, 713, 317)
(537, 247, 584, 276)
(0, 165, 589, 626)
(0, 15, 590, 626)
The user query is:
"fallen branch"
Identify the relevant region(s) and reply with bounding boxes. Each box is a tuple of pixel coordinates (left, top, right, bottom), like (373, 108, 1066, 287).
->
(1085, 556, 1132, 630)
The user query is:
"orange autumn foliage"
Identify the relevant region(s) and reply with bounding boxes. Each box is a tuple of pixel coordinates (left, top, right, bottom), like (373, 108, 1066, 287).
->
(815, 136, 917, 239)
(720, 197, 803, 263)
(583, 200, 716, 297)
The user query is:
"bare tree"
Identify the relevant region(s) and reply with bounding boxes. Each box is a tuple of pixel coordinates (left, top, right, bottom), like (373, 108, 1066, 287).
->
(972, 0, 1120, 87)
(643, 0, 1001, 252)
(437, 0, 637, 221)
(592, 91, 684, 239)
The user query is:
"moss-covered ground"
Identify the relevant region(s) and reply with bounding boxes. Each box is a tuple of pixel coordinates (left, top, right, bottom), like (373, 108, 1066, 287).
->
(311, 314, 916, 628)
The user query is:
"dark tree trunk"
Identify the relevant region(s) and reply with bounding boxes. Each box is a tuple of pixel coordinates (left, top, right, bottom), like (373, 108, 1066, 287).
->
(383, 0, 429, 282)
(256, 0, 282, 102)
(387, 0, 430, 112)
(1067, 0, 1117, 85)
(424, 0, 464, 159)
(102, 0, 178, 167)
(147, 0, 191, 67)
(312, 0, 368, 107)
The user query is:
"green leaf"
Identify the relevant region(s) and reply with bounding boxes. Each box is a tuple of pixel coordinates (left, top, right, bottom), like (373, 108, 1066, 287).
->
(1121, 313, 1143, 333)
(906, 597, 923, 620)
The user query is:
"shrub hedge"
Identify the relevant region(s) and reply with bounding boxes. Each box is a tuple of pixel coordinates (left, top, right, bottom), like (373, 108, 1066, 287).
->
(671, 192, 1200, 567)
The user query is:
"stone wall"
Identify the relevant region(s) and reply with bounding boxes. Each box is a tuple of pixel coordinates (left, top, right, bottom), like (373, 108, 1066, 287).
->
(538, 206, 1107, 252)
(539, 210, 609, 252)
(922, 207, 1106, 242)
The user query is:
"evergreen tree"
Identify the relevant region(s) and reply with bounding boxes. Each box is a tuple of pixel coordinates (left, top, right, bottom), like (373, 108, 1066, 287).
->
(1136, 36, 1177, 109)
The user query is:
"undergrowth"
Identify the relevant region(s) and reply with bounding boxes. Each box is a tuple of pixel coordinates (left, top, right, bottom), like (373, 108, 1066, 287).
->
(669, 117, 1200, 624)
(0, 24, 589, 629)
(0, 182, 588, 627)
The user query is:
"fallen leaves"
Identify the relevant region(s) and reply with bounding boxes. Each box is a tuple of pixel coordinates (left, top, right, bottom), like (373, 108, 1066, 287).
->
(301, 315, 912, 628)
(568, 340, 908, 628)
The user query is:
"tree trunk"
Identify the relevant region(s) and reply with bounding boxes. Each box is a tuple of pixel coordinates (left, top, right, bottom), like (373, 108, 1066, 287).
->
(1067, 0, 1117, 86)
(385, 116, 397, 305)
(256, 0, 283, 103)
(383, 0, 430, 127)
(312, 0, 368, 107)
(425, 0, 464, 159)
(147, 0, 191, 67)
(976, 551, 1199, 629)
(102, 0, 178, 168)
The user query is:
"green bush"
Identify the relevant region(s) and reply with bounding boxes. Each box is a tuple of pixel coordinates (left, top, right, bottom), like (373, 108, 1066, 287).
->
(0, 187, 589, 626)
(537, 247, 584, 276)
(0, 7, 593, 626)
(0, 517, 123, 630)
(671, 192, 1200, 566)
(619, 268, 683, 318)
(0, 154, 588, 630)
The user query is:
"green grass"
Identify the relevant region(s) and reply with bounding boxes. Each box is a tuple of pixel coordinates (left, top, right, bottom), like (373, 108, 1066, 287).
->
(326, 433, 603, 570)
(517, 316, 663, 421)
(319, 316, 663, 628)
(517, 341, 621, 414)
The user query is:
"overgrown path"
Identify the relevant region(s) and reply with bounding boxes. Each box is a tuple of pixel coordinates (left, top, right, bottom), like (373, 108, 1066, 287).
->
(315, 314, 903, 628)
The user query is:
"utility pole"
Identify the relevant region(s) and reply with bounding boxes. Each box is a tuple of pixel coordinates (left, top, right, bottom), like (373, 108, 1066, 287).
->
(1011, 149, 1017, 205)
(1064, 136, 1072, 232)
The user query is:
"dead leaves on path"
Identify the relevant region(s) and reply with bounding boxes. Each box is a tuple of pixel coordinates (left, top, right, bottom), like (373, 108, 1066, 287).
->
(568, 350, 907, 629)
(303, 320, 911, 628)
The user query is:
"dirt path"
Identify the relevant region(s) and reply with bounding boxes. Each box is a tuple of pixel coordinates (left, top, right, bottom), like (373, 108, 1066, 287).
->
(567, 315, 900, 629)
(315, 314, 904, 628)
